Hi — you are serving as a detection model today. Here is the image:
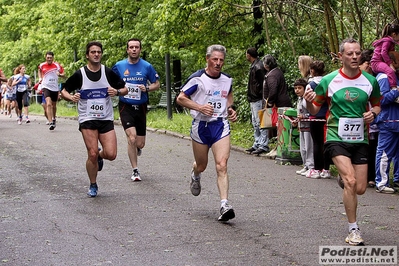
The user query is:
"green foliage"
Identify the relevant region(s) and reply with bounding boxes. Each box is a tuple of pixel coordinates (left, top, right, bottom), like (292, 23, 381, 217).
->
(0, 0, 397, 122)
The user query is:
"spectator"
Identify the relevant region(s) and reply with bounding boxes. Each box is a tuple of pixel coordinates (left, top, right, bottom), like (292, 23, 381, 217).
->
(374, 50, 399, 194)
(359, 49, 378, 187)
(245, 47, 268, 155)
(306, 60, 330, 179)
(371, 23, 399, 90)
(262, 54, 292, 153)
(293, 78, 314, 177)
(298, 55, 313, 81)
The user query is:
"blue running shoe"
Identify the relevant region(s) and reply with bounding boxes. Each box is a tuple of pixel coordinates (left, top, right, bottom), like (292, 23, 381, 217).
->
(98, 148, 103, 171)
(87, 183, 98, 197)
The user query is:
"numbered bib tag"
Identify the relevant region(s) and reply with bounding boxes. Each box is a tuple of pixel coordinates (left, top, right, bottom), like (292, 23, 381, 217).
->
(208, 97, 223, 117)
(17, 85, 27, 92)
(338, 118, 364, 141)
(125, 83, 141, 100)
(87, 98, 106, 118)
(48, 78, 57, 85)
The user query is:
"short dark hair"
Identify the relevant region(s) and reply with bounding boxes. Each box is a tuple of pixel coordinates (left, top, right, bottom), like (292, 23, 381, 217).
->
(246, 47, 258, 58)
(294, 78, 308, 88)
(359, 49, 373, 65)
(46, 51, 54, 57)
(86, 41, 103, 55)
(126, 38, 142, 49)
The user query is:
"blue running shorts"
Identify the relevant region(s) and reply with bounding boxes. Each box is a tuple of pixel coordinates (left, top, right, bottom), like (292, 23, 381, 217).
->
(191, 118, 230, 147)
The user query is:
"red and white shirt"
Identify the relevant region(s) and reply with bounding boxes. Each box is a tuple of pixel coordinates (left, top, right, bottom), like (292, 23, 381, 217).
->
(38, 62, 64, 92)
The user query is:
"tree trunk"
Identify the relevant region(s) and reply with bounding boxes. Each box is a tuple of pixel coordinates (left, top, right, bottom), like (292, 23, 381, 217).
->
(262, 0, 271, 46)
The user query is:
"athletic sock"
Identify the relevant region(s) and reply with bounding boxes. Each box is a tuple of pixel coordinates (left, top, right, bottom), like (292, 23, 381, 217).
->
(348, 222, 358, 232)
(221, 199, 228, 208)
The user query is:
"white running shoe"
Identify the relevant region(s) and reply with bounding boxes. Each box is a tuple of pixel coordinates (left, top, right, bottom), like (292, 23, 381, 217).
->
(376, 186, 395, 194)
(320, 169, 331, 179)
(306, 169, 320, 179)
(296, 167, 308, 175)
(345, 228, 364, 246)
(131, 169, 142, 181)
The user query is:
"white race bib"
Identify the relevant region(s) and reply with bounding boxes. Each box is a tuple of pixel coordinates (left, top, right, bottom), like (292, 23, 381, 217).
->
(338, 117, 364, 141)
(87, 98, 106, 118)
(125, 83, 141, 100)
(208, 97, 224, 117)
(17, 85, 27, 92)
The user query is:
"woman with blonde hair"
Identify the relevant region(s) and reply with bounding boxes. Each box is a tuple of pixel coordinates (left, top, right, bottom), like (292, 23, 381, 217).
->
(298, 55, 313, 81)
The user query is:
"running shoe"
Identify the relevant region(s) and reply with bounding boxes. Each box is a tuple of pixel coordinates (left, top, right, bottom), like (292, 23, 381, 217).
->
(336, 175, 344, 189)
(26, 118, 30, 124)
(46, 121, 50, 125)
(218, 203, 235, 222)
(306, 169, 320, 179)
(190, 169, 201, 196)
(87, 183, 98, 197)
(4, 111, 7, 115)
(376, 186, 395, 194)
(345, 228, 364, 246)
(301, 169, 311, 176)
(18, 117, 22, 125)
(245, 147, 256, 153)
(97, 148, 103, 171)
(49, 123, 56, 130)
(131, 169, 142, 181)
(137, 148, 142, 156)
(9, 113, 12, 118)
(320, 169, 331, 179)
(296, 167, 308, 175)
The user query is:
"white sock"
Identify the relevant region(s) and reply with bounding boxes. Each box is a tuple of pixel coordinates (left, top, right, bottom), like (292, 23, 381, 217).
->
(221, 199, 228, 207)
(349, 222, 358, 232)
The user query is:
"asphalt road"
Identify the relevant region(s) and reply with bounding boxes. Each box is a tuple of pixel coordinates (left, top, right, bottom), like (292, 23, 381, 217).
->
(0, 114, 398, 266)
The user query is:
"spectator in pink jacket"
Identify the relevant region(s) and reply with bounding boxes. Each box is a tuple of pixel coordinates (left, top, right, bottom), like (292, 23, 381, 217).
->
(371, 23, 399, 89)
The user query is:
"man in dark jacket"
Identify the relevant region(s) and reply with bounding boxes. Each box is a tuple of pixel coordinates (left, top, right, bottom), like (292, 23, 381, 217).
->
(245, 47, 269, 155)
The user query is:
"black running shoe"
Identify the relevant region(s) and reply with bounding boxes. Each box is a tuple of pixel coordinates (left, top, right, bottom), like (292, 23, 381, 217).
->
(218, 204, 235, 222)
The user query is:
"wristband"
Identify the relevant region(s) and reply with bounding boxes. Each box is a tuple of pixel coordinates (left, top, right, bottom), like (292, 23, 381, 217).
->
(117, 89, 120, 96)
(146, 86, 150, 92)
(371, 111, 377, 119)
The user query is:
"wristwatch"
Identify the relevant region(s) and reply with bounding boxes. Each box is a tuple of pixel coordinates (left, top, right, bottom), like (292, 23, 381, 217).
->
(146, 85, 150, 92)
(371, 111, 377, 119)
(117, 89, 120, 96)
